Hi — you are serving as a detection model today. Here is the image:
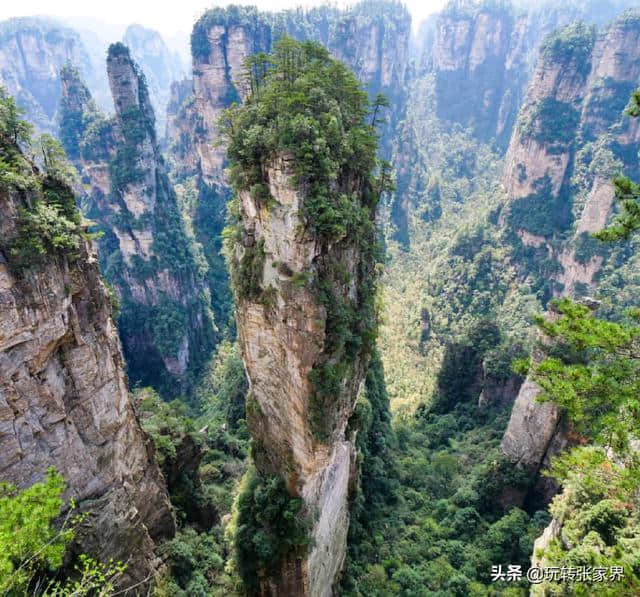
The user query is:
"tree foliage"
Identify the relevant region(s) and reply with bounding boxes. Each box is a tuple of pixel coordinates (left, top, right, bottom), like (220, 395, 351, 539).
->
(0, 470, 124, 596)
(0, 87, 83, 271)
(0, 469, 72, 593)
(595, 88, 640, 241)
(221, 36, 384, 243)
(530, 298, 640, 452)
(233, 467, 309, 591)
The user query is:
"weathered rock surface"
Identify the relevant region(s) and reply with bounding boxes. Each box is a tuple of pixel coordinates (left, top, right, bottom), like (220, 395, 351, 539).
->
(503, 13, 640, 269)
(232, 156, 373, 596)
(123, 24, 186, 136)
(165, 4, 411, 335)
(0, 173, 174, 588)
(58, 48, 215, 396)
(426, 1, 640, 147)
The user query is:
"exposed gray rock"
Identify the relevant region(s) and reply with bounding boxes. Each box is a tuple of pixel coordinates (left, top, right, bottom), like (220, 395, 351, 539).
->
(0, 176, 175, 589)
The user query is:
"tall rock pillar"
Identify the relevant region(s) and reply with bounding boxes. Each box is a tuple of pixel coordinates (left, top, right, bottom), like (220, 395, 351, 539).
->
(225, 40, 382, 596)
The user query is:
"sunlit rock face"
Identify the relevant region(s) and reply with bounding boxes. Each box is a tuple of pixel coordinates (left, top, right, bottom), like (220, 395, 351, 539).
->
(0, 167, 174, 589)
(230, 154, 375, 596)
(59, 48, 215, 397)
(500, 12, 640, 497)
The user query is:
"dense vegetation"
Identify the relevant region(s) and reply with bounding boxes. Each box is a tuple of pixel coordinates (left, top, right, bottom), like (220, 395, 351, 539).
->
(233, 468, 309, 591)
(522, 297, 640, 595)
(0, 470, 126, 595)
(518, 98, 581, 154)
(1, 88, 85, 270)
(222, 36, 387, 443)
(540, 22, 595, 77)
(139, 342, 249, 596)
(6, 3, 640, 596)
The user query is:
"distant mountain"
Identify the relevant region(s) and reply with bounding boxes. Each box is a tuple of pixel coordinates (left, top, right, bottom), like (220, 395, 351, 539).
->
(0, 17, 95, 134)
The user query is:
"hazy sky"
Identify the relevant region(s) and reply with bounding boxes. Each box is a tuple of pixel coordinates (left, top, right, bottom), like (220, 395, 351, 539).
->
(0, 0, 447, 36)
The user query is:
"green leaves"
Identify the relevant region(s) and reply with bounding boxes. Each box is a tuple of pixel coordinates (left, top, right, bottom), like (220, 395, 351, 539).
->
(0, 86, 33, 146)
(596, 175, 640, 241)
(234, 468, 309, 589)
(221, 36, 386, 243)
(0, 469, 71, 593)
(11, 200, 81, 268)
(529, 298, 640, 452)
(541, 22, 596, 76)
(538, 447, 640, 596)
(594, 88, 640, 241)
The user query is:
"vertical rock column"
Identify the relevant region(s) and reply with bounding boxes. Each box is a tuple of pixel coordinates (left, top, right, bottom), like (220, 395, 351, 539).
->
(59, 46, 216, 396)
(232, 155, 377, 596)
(224, 40, 382, 590)
(0, 160, 175, 588)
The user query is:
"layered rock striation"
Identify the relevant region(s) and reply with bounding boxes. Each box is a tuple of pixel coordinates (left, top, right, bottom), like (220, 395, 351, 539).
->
(123, 24, 186, 136)
(224, 40, 382, 595)
(502, 13, 640, 299)
(501, 12, 640, 485)
(0, 134, 174, 588)
(425, 0, 640, 147)
(58, 46, 215, 397)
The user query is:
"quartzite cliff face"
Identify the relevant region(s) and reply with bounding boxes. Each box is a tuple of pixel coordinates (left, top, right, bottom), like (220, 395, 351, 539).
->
(59, 47, 216, 396)
(123, 24, 185, 136)
(426, 1, 640, 147)
(164, 4, 411, 333)
(174, 4, 411, 186)
(0, 17, 92, 135)
(0, 149, 174, 587)
(231, 154, 376, 596)
(501, 12, 640, 481)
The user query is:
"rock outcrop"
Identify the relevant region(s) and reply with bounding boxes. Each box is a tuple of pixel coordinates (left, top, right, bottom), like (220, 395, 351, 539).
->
(166, 3, 411, 334)
(502, 13, 640, 298)
(224, 38, 382, 593)
(58, 46, 216, 397)
(123, 24, 186, 136)
(232, 154, 376, 596)
(0, 139, 174, 588)
(500, 12, 640, 495)
(425, 0, 640, 147)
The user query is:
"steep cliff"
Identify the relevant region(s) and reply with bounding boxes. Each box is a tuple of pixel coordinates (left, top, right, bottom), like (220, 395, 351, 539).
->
(58, 46, 216, 397)
(0, 110, 174, 587)
(123, 24, 186, 136)
(0, 17, 93, 135)
(501, 12, 640, 482)
(432, 1, 520, 146)
(425, 0, 640, 148)
(165, 2, 410, 334)
(224, 39, 382, 595)
(502, 13, 640, 298)
(181, 2, 410, 185)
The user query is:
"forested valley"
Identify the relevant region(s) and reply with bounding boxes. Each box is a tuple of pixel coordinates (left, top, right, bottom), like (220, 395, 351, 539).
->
(1, 0, 640, 595)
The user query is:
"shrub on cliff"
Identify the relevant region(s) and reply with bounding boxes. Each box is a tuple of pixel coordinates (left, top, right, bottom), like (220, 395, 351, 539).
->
(0, 469, 125, 595)
(233, 467, 309, 591)
(221, 36, 382, 244)
(0, 89, 84, 270)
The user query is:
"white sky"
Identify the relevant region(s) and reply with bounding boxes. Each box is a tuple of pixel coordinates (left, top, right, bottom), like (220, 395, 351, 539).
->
(0, 0, 448, 37)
